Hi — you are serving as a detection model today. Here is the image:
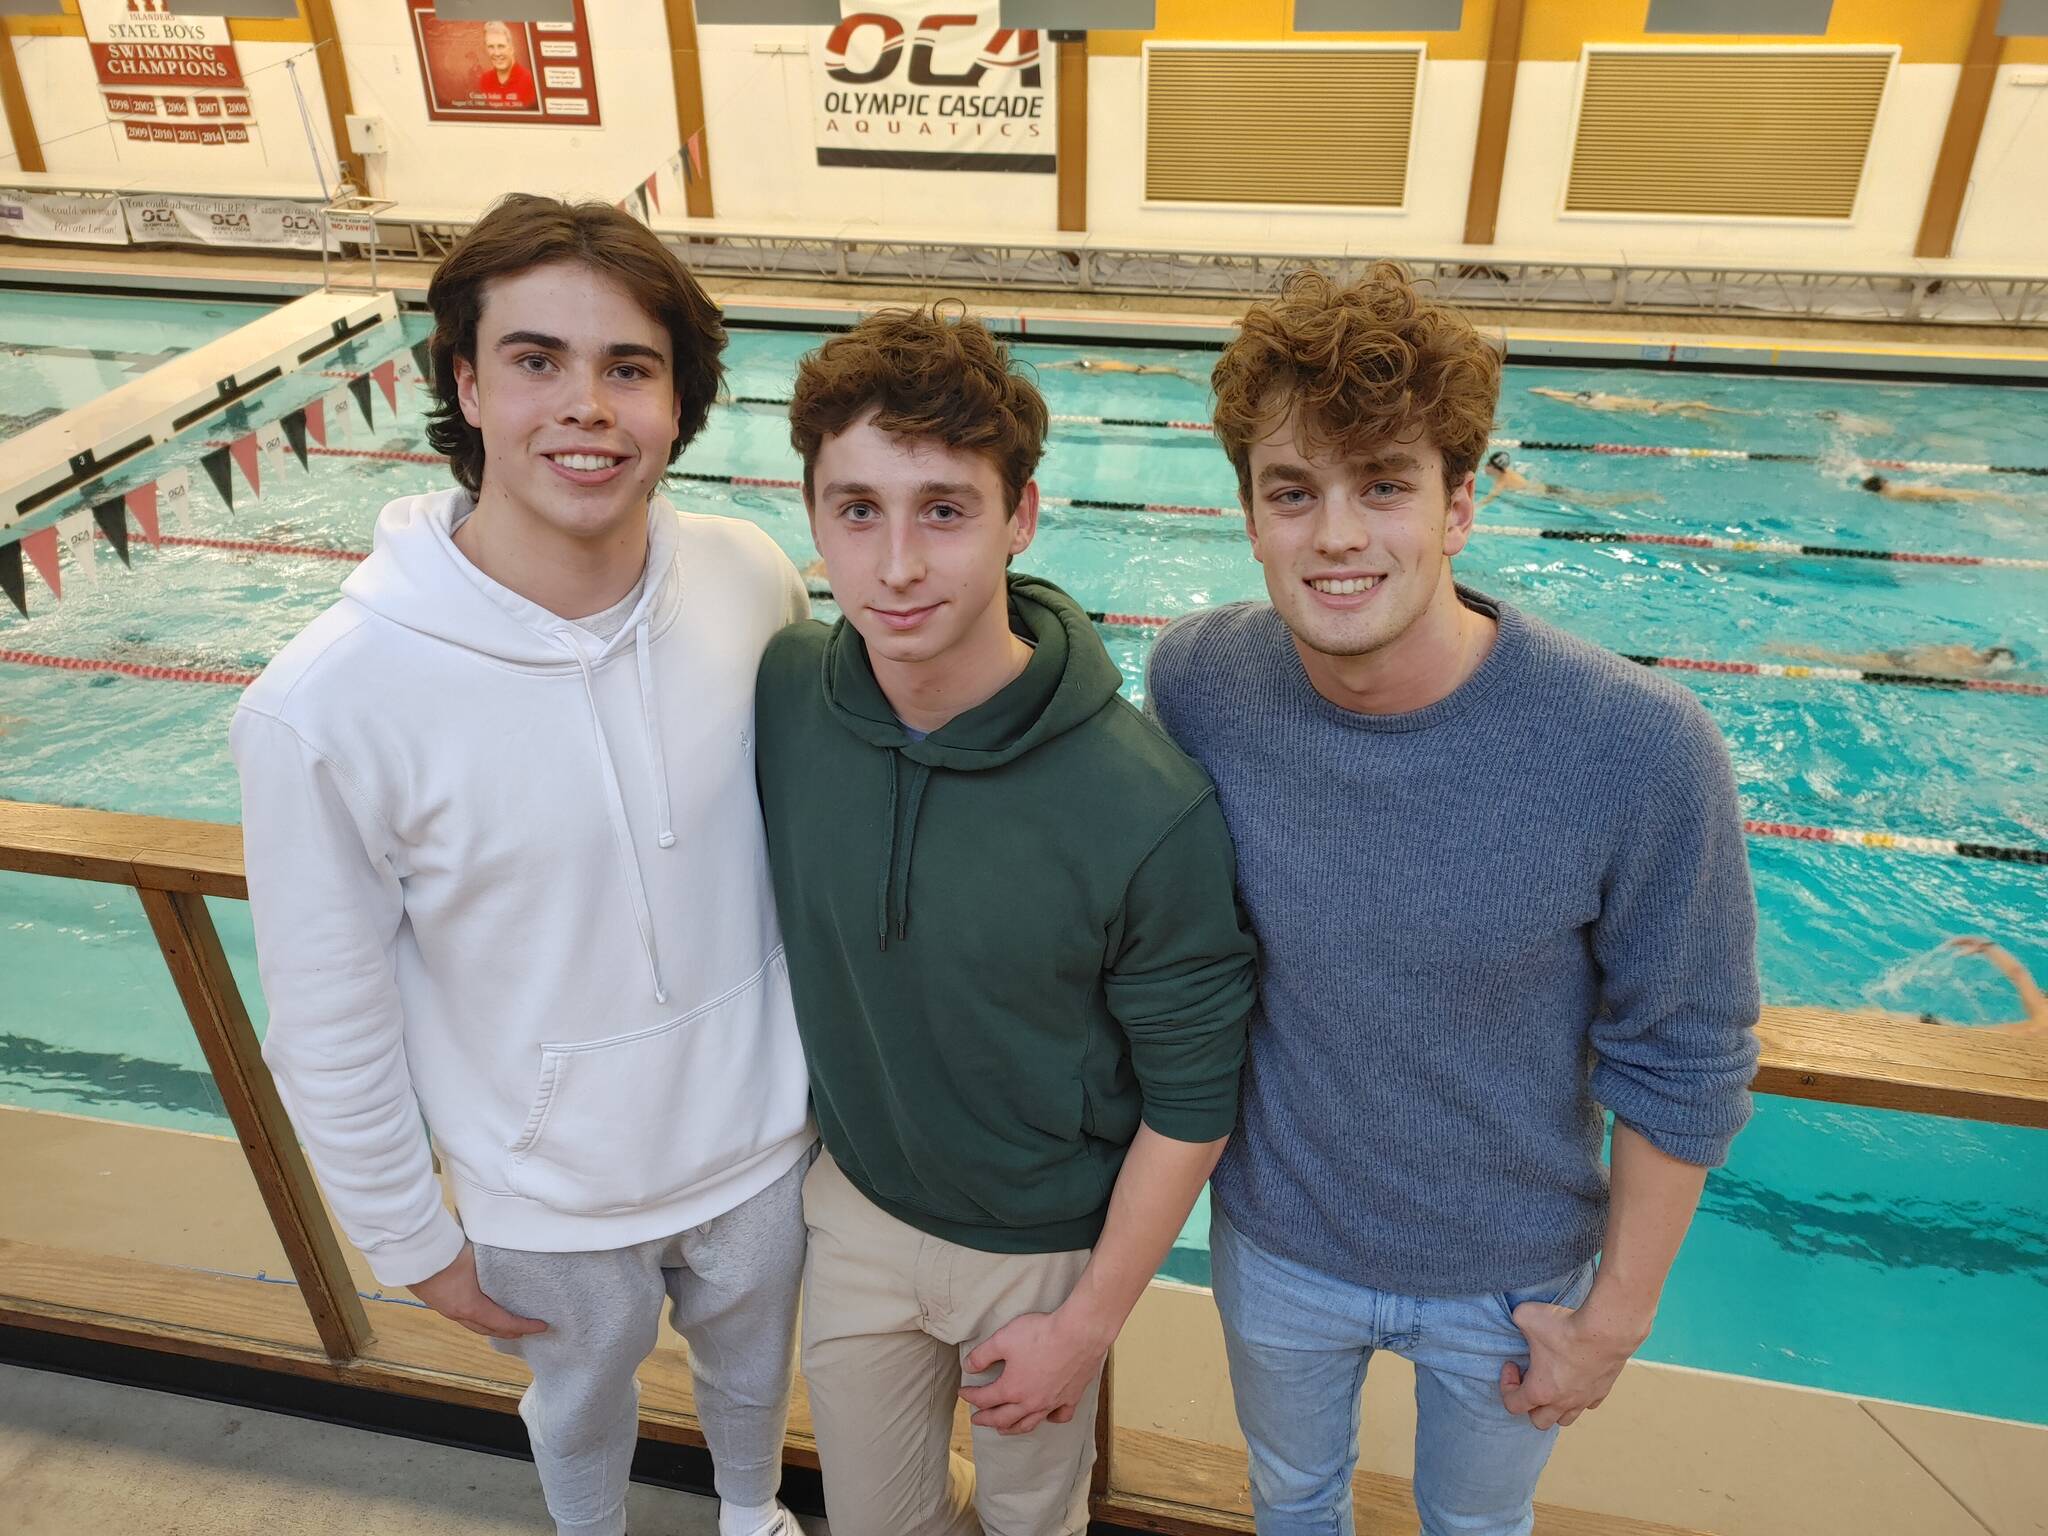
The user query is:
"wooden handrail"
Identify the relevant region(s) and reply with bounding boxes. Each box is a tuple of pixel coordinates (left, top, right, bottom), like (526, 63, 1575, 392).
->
(2, 793, 2038, 1536)
(6, 797, 2042, 1127)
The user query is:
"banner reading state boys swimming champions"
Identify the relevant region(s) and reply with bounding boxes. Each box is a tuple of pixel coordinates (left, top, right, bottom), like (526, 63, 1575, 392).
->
(815, 2, 1051, 173)
(80, 0, 255, 149)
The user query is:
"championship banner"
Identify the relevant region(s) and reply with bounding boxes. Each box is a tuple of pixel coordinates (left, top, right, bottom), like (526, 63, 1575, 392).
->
(123, 194, 334, 253)
(815, 2, 1052, 173)
(0, 190, 131, 247)
(408, 0, 600, 127)
(80, 0, 255, 148)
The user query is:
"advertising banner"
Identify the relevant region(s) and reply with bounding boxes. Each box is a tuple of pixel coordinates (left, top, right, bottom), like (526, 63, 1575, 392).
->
(123, 194, 334, 252)
(0, 190, 132, 246)
(815, 1, 1052, 173)
(407, 0, 600, 126)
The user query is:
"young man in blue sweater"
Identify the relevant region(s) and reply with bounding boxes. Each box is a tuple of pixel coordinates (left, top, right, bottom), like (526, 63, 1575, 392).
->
(1146, 266, 1762, 1536)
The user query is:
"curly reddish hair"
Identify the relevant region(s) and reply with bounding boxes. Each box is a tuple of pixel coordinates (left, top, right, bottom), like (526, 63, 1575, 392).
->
(788, 301, 1047, 513)
(1211, 263, 1501, 506)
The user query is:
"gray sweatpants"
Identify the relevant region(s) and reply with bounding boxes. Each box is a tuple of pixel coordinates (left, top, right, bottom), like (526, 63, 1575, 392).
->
(475, 1149, 812, 1536)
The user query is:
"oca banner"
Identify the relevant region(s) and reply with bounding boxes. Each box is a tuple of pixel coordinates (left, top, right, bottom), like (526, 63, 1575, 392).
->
(815, 1, 1052, 173)
(0, 191, 132, 246)
(122, 195, 335, 253)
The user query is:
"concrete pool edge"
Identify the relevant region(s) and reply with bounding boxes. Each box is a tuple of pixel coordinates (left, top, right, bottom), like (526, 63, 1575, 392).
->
(2, 1102, 2042, 1536)
(5, 250, 2048, 383)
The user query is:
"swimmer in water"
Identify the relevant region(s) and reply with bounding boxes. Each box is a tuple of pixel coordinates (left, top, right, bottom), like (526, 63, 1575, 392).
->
(1476, 450, 1660, 510)
(1530, 385, 1760, 419)
(1038, 357, 1207, 383)
(1910, 939, 2048, 1040)
(1858, 474, 2025, 507)
(1769, 641, 2023, 679)
(1815, 408, 1891, 436)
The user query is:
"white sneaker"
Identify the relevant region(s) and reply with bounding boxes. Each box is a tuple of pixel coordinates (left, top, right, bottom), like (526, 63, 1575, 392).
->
(727, 1500, 806, 1536)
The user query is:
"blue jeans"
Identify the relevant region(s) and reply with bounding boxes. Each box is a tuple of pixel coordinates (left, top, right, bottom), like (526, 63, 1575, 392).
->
(1210, 1205, 1597, 1536)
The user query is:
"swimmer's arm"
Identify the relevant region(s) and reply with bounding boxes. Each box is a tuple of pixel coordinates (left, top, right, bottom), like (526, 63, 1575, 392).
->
(1955, 941, 2048, 1020)
(1476, 485, 1504, 510)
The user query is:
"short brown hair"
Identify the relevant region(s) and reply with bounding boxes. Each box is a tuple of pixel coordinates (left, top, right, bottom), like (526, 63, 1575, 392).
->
(788, 302, 1047, 513)
(424, 194, 727, 496)
(1212, 263, 1501, 507)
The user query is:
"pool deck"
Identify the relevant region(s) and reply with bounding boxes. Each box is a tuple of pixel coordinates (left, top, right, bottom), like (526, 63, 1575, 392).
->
(1, 1105, 2041, 1536)
(0, 1361, 771, 1536)
(4, 246, 2047, 383)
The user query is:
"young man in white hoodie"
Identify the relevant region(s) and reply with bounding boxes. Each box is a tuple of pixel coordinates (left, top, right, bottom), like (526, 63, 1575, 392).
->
(232, 195, 813, 1536)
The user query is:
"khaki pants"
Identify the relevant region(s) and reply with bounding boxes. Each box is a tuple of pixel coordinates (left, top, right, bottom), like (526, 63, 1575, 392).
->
(800, 1149, 1099, 1536)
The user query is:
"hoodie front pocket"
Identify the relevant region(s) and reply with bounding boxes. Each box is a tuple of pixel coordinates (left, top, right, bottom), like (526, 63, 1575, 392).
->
(506, 949, 808, 1216)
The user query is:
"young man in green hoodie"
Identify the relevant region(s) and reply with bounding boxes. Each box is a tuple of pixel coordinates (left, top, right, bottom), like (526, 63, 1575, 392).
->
(754, 307, 1258, 1536)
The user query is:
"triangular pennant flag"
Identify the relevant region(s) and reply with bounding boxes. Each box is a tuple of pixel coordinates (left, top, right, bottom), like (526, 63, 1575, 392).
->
(281, 408, 310, 470)
(348, 372, 377, 430)
(632, 184, 651, 224)
(93, 496, 131, 568)
(229, 433, 263, 498)
(158, 467, 192, 532)
(125, 481, 160, 547)
(22, 527, 59, 600)
(371, 359, 398, 413)
(303, 395, 328, 449)
(257, 420, 292, 483)
(684, 131, 703, 185)
(57, 509, 98, 586)
(202, 445, 235, 510)
(644, 173, 660, 215)
(410, 338, 431, 382)
(1, 540, 25, 617)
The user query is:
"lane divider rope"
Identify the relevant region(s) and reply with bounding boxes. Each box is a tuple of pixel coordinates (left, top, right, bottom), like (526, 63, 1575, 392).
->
(217, 446, 2047, 571)
(320, 368, 2048, 478)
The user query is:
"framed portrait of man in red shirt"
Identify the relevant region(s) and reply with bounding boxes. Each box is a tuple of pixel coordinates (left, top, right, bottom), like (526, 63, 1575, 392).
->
(407, 0, 600, 127)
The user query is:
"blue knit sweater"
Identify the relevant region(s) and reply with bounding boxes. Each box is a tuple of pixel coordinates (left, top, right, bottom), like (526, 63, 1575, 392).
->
(1147, 589, 1761, 1297)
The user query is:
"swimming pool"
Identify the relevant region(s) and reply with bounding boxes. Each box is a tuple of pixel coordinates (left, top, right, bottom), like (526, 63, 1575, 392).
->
(0, 288, 274, 443)
(2, 312, 2044, 1425)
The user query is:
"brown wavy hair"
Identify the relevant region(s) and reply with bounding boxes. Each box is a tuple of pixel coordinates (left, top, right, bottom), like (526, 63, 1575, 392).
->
(424, 194, 727, 496)
(788, 301, 1047, 514)
(1212, 263, 1501, 506)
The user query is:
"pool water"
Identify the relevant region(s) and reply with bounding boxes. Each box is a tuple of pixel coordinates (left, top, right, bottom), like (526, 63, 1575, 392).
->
(0, 288, 274, 443)
(2, 314, 2044, 1424)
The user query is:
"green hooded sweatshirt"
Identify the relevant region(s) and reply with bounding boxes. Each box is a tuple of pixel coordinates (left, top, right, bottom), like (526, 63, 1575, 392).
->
(755, 574, 1257, 1254)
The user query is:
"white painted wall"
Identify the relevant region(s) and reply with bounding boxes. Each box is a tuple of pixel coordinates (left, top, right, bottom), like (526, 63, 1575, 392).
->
(330, 0, 678, 211)
(695, 24, 1058, 236)
(1951, 66, 2048, 267)
(7, 34, 339, 194)
(1085, 53, 1484, 254)
(1491, 57, 1956, 267)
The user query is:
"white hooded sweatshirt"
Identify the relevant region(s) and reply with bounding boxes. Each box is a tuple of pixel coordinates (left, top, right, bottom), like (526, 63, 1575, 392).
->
(232, 489, 813, 1287)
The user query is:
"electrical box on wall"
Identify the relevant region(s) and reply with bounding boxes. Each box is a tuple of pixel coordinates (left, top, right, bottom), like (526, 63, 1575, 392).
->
(346, 117, 388, 156)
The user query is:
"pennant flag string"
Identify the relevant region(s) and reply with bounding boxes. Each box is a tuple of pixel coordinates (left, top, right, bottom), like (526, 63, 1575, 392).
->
(348, 372, 376, 430)
(92, 498, 132, 569)
(126, 482, 160, 548)
(281, 409, 311, 471)
(0, 543, 23, 618)
(201, 446, 235, 511)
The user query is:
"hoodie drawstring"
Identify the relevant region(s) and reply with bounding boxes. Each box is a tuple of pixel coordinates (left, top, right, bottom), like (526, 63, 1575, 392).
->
(876, 753, 932, 951)
(634, 620, 676, 849)
(558, 625, 670, 1005)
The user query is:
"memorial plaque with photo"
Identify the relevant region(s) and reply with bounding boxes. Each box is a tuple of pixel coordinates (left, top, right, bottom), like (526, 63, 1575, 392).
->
(407, 0, 600, 126)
